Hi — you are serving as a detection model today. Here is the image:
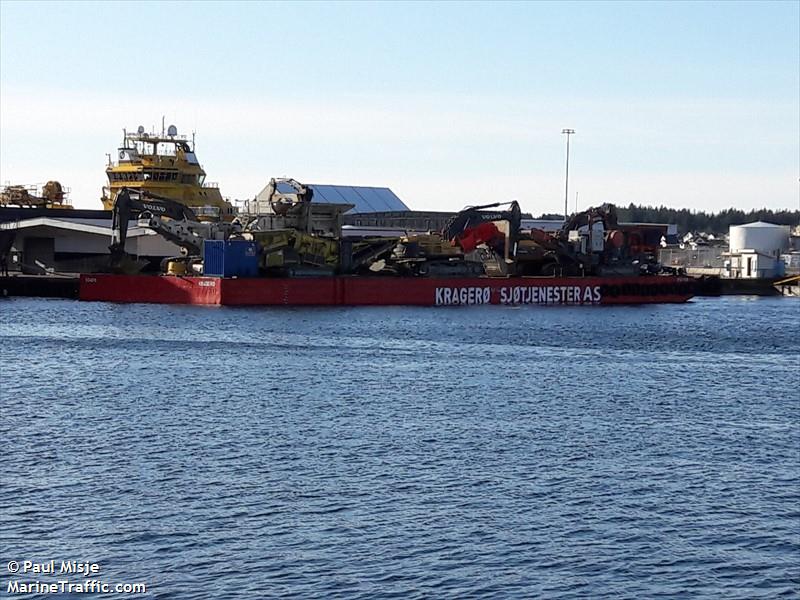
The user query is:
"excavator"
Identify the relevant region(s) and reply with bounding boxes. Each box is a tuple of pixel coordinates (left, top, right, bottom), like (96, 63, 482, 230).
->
(362, 201, 524, 278)
(109, 187, 235, 273)
(515, 203, 657, 276)
(436, 201, 523, 276)
(442, 200, 522, 255)
(557, 203, 619, 240)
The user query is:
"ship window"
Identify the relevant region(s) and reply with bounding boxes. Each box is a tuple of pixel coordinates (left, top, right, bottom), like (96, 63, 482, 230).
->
(198, 174, 206, 186)
(143, 171, 152, 181)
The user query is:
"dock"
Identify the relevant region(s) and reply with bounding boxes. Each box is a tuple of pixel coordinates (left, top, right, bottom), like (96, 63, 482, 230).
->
(773, 274, 800, 297)
(0, 274, 79, 299)
(692, 275, 788, 296)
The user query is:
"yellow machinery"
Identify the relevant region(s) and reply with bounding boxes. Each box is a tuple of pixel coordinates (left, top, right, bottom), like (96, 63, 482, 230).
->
(399, 233, 461, 257)
(249, 229, 339, 270)
(0, 181, 72, 209)
(165, 260, 188, 276)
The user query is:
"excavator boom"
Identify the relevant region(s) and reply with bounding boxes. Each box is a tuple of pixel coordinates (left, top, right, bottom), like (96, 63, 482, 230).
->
(442, 200, 522, 253)
(109, 187, 200, 264)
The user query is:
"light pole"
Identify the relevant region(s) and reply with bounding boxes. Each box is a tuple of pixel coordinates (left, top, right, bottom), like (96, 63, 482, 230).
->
(561, 128, 575, 220)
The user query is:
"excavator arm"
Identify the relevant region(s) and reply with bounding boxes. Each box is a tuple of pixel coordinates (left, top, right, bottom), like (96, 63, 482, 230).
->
(261, 178, 314, 205)
(109, 187, 199, 263)
(442, 200, 522, 254)
(559, 203, 619, 240)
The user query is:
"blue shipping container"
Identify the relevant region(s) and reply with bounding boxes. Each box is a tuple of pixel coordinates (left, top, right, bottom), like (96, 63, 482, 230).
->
(203, 240, 259, 277)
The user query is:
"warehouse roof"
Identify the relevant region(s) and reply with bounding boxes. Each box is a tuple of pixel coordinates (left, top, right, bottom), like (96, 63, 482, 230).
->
(0, 217, 152, 237)
(273, 183, 409, 214)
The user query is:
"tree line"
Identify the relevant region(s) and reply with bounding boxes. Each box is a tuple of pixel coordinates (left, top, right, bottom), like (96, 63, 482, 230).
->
(537, 204, 800, 234)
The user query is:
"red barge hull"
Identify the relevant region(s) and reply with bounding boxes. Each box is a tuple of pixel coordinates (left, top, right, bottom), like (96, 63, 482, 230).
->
(79, 274, 694, 306)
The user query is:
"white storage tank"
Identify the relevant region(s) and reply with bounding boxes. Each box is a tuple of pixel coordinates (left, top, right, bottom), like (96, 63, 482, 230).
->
(729, 221, 790, 257)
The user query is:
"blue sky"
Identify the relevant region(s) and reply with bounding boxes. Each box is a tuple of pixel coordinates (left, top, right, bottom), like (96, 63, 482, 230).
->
(1, 0, 798, 212)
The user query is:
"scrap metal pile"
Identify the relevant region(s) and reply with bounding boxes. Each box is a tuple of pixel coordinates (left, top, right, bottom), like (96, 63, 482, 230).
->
(0, 181, 71, 208)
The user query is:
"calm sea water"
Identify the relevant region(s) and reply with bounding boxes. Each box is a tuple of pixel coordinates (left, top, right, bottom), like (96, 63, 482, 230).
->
(1, 296, 798, 599)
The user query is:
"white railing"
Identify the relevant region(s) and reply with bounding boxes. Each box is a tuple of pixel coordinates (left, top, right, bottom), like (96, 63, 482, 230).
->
(193, 206, 221, 218)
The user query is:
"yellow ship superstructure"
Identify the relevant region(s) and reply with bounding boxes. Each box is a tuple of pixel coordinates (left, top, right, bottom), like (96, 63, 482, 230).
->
(101, 125, 237, 221)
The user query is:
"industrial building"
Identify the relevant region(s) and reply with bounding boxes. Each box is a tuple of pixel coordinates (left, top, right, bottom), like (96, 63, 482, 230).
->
(724, 221, 791, 279)
(0, 211, 179, 274)
(659, 220, 798, 279)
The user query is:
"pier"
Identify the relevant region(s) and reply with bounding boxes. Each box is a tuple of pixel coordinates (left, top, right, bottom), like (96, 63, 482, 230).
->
(0, 274, 79, 299)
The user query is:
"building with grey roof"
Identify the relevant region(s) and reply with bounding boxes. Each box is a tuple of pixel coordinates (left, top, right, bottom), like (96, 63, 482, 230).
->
(256, 183, 409, 214)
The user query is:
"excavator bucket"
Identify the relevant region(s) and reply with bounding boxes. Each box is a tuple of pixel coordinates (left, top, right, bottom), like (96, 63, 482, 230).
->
(107, 252, 148, 275)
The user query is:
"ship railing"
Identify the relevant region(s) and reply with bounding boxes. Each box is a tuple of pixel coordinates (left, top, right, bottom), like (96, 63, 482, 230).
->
(193, 206, 221, 218)
(203, 182, 220, 189)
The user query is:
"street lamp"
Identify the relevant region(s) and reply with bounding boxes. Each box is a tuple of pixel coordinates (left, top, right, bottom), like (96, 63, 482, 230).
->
(561, 128, 575, 221)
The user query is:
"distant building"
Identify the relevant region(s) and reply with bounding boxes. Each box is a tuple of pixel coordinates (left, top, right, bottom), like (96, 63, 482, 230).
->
(0, 211, 179, 273)
(724, 221, 791, 279)
(344, 210, 458, 232)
